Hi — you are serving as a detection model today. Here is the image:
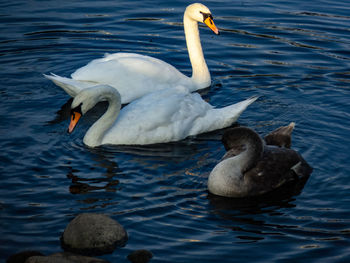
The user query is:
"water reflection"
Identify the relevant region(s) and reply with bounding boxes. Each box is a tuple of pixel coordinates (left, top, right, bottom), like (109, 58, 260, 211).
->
(64, 155, 122, 212)
(67, 170, 120, 195)
(208, 175, 310, 212)
(207, 176, 311, 243)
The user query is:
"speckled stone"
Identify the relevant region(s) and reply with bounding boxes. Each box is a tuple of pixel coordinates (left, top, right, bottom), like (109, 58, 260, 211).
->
(61, 213, 128, 255)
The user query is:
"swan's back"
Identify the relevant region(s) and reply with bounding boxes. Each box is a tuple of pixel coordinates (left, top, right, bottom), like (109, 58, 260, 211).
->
(71, 53, 195, 103)
(102, 86, 212, 145)
(100, 87, 255, 145)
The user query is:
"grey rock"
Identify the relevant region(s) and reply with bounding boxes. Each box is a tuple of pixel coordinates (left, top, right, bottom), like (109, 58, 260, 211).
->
(61, 213, 127, 255)
(25, 252, 110, 263)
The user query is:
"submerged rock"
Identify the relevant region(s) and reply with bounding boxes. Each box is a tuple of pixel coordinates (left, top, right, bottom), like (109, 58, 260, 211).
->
(25, 252, 109, 263)
(61, 213, 128, 255)
(7, 250, 44, 263)
(127, 249, 153, 263)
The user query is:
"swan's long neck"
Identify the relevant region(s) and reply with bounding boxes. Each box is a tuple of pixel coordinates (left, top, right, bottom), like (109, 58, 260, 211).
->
(184, 14, 211, 89)
(83, 88, 121, 147)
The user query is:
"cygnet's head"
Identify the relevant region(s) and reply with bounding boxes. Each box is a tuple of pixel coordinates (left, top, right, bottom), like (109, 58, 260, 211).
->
(222, 127, 262, 152)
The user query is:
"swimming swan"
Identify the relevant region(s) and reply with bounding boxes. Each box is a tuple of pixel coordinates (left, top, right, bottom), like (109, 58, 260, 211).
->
(208, 125, 312, 198)
(45, 3, 219, 104)
(67, 85, 257, 147)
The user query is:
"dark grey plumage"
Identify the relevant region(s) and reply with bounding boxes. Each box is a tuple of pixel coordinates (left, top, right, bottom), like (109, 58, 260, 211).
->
(208, 124, 312, 197)
(264, 122, 295, 148)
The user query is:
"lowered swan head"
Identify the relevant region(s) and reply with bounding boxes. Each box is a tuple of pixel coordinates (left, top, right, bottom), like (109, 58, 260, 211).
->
(68, 85, 121, 147)
(68, 85, 121, 133)
(208, 127, 264, 197)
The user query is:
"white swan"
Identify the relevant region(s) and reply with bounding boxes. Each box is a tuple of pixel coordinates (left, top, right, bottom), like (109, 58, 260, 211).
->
(208, 126, 313, 198)
(45, 3, 219, 104)
(67, 85, 257, 147)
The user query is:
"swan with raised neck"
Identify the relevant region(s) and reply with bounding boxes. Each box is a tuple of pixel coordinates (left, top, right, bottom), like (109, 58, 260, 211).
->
(208, 126, 313, 198)
(44, 3, 219, 104)
(184, 3, 219, 88)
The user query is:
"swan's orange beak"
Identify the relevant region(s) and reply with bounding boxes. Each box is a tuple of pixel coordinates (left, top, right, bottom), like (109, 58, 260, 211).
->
(204, 17, 219, 35)
(68, 111, 81, 133)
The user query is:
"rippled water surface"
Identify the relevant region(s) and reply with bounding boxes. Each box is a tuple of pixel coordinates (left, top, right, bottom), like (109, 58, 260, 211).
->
(1, 0, 350, 262)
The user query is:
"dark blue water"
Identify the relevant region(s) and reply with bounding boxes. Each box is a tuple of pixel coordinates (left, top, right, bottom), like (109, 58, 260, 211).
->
(1, 0, 350, 262)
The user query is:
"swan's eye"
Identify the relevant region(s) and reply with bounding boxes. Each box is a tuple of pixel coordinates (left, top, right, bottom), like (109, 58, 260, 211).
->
(71, 112, 78, 120)
(70, 103, 83, 118)
(200, 11, 213, 23)
(68, 103, 83, 134)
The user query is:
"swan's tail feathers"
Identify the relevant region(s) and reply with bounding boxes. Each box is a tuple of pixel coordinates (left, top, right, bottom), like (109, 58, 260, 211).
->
(218, 95, 259, 127)
(44, 73, 93, 97)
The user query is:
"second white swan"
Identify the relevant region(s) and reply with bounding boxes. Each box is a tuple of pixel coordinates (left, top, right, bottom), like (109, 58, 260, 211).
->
(68, 85, 257, 147)
(45, 3, 219, 104)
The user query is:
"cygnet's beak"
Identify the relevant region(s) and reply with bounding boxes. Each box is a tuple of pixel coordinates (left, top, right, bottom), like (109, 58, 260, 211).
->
(204, 16, 219, 35)
(68, 111, 81, 133)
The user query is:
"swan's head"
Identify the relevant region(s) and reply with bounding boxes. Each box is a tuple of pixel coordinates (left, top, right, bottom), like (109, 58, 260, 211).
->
(185, 3, 219, 35)
(68, 85, 121, 133)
